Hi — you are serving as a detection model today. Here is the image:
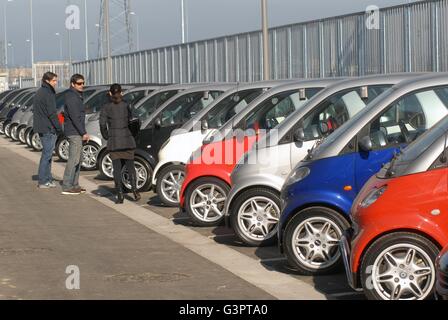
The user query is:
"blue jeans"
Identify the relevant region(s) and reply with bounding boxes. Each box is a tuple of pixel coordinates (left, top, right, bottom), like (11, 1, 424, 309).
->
(37, 132, 57, 185)
(62, 135, 83, 191)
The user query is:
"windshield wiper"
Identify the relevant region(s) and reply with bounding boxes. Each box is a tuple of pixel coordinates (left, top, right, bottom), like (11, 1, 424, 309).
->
(306, 137, 324, 159)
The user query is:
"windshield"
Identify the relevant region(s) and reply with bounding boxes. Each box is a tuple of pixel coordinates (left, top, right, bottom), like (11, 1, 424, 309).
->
(307, 86, 395, 160)
(83, 89, 96, 100)
(56, 90, 68, 109)
(135, 90, 179, 122)
(384, 115, 448, 177)
(124, 90, 147, 108)
(158, 91, 222, 126)
(236, 88, 322, 132)
(300, 85, 391, 142)
(205, 89, 265, 129)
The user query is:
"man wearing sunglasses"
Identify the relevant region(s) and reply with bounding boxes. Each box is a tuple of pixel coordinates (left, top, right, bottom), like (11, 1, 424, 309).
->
(62, 74, 90, 195)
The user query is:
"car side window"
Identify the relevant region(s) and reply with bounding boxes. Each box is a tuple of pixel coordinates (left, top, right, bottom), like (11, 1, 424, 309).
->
(369, 87, 448, 150)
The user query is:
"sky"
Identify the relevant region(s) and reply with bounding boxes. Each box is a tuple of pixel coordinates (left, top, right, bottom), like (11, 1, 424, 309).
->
(1, 0, 417, 67)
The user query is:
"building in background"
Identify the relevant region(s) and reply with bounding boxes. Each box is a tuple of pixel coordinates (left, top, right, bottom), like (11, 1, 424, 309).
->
(0, 71, 8, 92)
(33, 61, 70, 88)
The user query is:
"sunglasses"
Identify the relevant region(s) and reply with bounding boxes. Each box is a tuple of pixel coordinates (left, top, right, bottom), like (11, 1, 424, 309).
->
(75, 82, 85, 85)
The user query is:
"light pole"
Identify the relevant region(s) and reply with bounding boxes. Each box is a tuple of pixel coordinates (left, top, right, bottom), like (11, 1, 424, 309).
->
(84, 0, 89, 60)
(180, 0, 186, 43)
(3, 0, 14, 68)
(261, 0, 270, 80)
(26, 39, 30, 67)
(104, 0, 112, 84)
(55, 33, 63, 60)
(30, 0, 35, 85)
(130, 11, 140, 51)
(7, 42, 14, 67)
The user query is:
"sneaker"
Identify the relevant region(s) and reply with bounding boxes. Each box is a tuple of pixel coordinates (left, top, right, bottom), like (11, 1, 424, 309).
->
(47, 181, 58, 188)
(61, 188, 81, 195)
(38, 182, 57, 189)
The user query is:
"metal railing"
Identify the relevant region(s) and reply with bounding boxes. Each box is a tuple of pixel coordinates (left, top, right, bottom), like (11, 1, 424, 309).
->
(73, 0, 447, 85)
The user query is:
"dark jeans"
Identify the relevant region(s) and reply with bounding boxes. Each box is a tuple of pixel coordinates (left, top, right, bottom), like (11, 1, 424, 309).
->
(112, 159, 137, 193)
(37, 132, 57, 185)
(62, 135, 83, 191)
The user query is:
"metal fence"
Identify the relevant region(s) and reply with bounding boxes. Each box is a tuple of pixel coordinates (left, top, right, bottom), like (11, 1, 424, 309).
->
(73, 0, 447, 85)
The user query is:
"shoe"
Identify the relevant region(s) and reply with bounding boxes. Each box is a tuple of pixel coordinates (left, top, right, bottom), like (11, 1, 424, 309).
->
(47, 181, 58, 188)
(74, 186, 86, 194)
(38, 182, 56, 189)
(61, 188, 81, 195)
(116, 192, 124, 204)
(132, 189, 141, 201)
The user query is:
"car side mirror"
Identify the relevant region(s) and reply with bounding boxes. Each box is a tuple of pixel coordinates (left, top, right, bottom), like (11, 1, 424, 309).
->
(293, 128, 305, 142)
(201, 119, 209, 131)
(154, 118, 161, 129)
(203, 91, 210, 100)
(359, 136, 373, 152)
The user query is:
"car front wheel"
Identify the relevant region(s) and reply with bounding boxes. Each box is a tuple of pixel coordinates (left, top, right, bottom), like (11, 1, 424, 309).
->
(231, 187, 281, 247)
(184, 177, 229, 227)
(283, 207, 350, 275)
(156, 164, 185, 207)
(360, 232, 438, 300)
(121, 157, 152, 192)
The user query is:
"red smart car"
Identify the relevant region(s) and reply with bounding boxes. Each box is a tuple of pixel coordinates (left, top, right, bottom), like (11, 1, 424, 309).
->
(341, 115, 448, 300)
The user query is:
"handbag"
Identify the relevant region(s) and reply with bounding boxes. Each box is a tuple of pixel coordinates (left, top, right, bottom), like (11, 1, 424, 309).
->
(128, 118, 141, 137)
(127, 104, 141, 137)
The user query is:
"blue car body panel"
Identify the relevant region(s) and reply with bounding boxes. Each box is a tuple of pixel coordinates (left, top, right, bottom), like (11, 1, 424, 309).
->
(278, 146, 402, 250)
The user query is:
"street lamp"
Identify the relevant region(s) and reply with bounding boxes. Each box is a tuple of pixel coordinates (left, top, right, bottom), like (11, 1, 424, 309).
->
(55, 33, 63, 60)
(130, 11, 140, 51)
(3, 0, 14, 68)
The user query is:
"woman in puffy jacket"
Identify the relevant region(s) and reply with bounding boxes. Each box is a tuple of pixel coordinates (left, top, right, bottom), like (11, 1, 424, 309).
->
(100, 83, 141, 204)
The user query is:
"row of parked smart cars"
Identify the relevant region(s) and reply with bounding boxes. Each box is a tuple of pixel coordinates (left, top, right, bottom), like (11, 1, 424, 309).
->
(1, 73, 447, 300)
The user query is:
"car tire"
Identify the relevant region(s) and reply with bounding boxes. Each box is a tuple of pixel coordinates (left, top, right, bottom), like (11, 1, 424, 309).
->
(121, 156, 152, 192)
(4, 122, 12, 137)
(81, 141, 100, 171)
(98, 150, 114, 180)
(18, 126, 27, 144)
(55, 137, 69, 161)
(230, 187, 281, 247)
(10, 124, 19, 140)
(156, 164, 185, 207)
(283, 206, 350, 275)
(184, 177, 230, 227)
(25, 128, 33, 147)
(31, 131, 42, 151)
(0, 121, 4, 134)
(360, 232, 438, 300)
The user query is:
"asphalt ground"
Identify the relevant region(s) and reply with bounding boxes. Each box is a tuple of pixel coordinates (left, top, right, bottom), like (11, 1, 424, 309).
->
(0, 137, 364, 300)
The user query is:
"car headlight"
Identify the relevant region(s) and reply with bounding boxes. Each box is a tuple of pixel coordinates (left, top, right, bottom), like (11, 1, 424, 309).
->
(359, 186, 387, 208)
(285, 166, 310, 186)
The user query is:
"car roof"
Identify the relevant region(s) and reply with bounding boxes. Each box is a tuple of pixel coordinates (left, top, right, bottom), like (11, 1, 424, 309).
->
(271, 73, 427, 142)
(141, 83, 238, 127)
(215, 78, 343, 136)
(180, 80, 296, 131)
(311, 72, 448, 160)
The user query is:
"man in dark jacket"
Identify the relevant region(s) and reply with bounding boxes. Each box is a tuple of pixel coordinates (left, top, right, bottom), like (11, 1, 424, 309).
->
(61, 74, 90, 195)
(33, 72, 63, 188)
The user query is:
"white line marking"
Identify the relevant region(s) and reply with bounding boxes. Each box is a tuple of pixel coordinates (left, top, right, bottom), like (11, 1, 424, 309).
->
(5, 141, 326, 300)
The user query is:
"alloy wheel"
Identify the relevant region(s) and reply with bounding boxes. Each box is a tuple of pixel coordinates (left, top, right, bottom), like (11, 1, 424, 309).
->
(160, 170, 184, 204)
(189, 184, 227, 223)
(81, 144, 99, 169)
(122, 161, 148, 190)
(101, 153, 114, 179)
